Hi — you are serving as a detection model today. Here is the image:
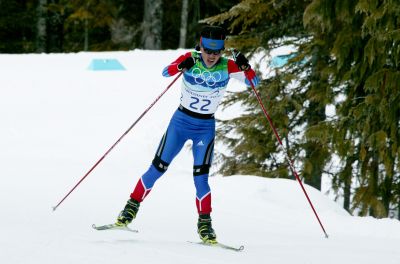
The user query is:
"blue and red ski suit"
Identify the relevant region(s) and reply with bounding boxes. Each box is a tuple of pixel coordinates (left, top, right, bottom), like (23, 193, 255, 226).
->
(130, 51, 259, 214)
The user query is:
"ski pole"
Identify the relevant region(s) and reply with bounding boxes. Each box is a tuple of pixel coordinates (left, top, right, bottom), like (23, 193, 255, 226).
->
(231, 49, 328, 238)
(52, 72, 183, 211)
(249, 75, 328, 238)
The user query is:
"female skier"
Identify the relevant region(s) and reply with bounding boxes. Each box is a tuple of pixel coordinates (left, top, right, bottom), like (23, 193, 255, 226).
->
(115, 26, 259, 244)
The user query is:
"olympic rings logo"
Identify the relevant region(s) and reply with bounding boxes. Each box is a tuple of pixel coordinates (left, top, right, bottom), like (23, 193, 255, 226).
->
(191, 67, 222, 87)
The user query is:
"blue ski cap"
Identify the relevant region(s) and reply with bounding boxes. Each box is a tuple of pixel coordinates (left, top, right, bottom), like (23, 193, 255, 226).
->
(201, 37, 225, 51)
(200, 26, 226, 51)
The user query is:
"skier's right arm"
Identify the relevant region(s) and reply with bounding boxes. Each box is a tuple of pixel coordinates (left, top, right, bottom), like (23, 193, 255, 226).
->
(162, 52, 195, 77)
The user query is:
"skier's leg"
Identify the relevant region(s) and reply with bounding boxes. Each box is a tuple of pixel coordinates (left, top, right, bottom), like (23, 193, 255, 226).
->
(130, 125, 186, 202)
(117, 126, 185, 226)
(192, 137, 214, 214)
(192, 133, 217, 242)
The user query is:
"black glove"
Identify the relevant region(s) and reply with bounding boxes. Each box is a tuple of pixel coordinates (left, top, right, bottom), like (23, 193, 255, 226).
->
(178, 57, 196, 71)
(233, 51, 251, 71)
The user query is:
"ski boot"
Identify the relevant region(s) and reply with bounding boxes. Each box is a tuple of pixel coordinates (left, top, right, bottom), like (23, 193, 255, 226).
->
(116, 198, 140, 227)
(197, 214, 217, 244)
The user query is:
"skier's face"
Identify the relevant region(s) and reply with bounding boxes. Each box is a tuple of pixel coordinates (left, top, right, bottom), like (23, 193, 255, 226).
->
(201, 47, 222, 68)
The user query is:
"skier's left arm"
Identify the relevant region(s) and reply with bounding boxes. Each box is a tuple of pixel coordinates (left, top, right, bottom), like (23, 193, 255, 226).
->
(228, 52, 260, 87)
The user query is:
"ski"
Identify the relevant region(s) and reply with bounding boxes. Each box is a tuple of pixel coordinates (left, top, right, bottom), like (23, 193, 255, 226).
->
(188, 241, 244, 252)
(92, 223, 138, 233)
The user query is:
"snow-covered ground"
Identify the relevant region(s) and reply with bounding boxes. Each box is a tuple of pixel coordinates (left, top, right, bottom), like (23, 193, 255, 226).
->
(1, 50, 399, 264)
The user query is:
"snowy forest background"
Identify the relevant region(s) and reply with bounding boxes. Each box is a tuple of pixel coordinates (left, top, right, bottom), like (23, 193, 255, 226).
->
(1, 0, 400, 220)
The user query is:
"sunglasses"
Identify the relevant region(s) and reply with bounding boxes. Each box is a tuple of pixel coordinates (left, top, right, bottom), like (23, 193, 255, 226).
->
(202, 47, 222, 55)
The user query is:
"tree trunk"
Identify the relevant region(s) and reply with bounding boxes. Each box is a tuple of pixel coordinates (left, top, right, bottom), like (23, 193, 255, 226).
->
(141, 0, 163, 50)
(303, 46, 329, 191)
(368, 153, 379, 217)
(343, 157, 353, 213)
(398, 196, 400, 220)
(303, 100, 325, 190)
(179, 0, 188, 48)
(36, 0, 47, 53)
(84, 19, 89, 51)
(382, 149, 395, 218)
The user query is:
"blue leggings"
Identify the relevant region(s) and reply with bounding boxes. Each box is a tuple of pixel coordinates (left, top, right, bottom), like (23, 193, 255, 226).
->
(130, 109, 215, 214)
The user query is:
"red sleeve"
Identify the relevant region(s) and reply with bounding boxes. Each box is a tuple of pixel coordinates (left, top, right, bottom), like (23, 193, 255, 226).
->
(162, 52, 193, 77)
(227, 58, 259, 87)
(227, 59, 241, 74)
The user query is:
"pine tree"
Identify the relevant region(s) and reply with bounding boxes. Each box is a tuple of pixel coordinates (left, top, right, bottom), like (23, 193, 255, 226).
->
(204, 0, 333, 190)
(64, 0, 116, 51)
(306, 0, 400, 217)
(205, 0, 400, 218)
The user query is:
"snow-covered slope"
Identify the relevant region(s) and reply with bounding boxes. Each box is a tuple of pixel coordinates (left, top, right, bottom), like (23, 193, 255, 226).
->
(1, 51, 399, 264)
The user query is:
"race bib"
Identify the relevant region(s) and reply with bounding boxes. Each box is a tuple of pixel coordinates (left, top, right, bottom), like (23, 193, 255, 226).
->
(179, 62, 230, 114)
(180, 85, 226, 114)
